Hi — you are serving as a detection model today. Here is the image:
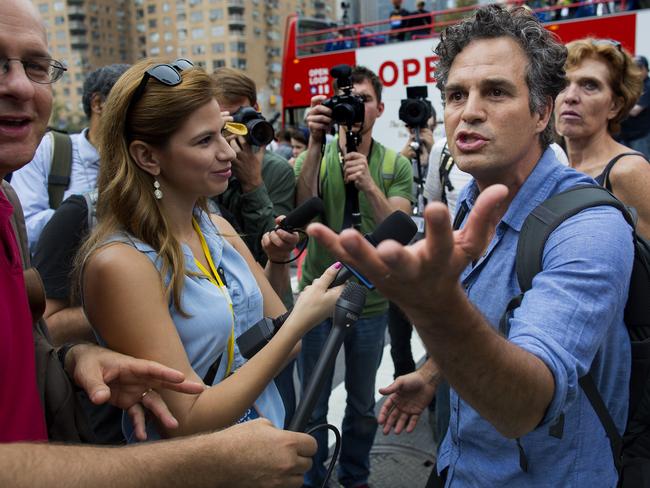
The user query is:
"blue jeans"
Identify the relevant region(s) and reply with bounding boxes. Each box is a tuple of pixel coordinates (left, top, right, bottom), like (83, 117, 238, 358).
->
(298, 312, 388, 488)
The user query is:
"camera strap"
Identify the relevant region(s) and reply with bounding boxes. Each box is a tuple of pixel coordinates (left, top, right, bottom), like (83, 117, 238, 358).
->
(338, 142, 365, 231)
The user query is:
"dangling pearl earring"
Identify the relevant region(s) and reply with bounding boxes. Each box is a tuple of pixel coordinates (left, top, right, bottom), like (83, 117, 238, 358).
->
(153, 179, 163, 200)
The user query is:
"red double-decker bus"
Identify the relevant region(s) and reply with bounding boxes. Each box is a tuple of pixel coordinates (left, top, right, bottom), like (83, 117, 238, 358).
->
(281, 3, 650, 151)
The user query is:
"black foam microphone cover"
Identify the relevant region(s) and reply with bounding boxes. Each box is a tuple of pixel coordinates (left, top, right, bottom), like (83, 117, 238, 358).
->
(366, 210, 417, 246)
(278, 197, 325, 231)
(332, 281, 367, 326)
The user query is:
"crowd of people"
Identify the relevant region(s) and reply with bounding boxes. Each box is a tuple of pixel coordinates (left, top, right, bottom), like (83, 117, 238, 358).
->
(3, 0, 650, 486)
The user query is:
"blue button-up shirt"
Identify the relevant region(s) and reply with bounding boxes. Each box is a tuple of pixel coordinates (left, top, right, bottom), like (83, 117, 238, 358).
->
(11, 128, 99, 251)
(438, 148, 633, 487)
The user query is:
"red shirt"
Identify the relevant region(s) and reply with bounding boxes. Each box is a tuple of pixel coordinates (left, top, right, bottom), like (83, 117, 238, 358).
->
(0, 191, 47, 442)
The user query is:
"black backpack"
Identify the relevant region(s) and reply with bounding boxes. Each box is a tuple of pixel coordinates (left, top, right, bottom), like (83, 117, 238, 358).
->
(501, 184, 650, 486)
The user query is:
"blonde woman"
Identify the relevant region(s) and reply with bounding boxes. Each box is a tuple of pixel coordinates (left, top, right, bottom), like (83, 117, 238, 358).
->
(80, 59, 341, 442)
(555, 39, 650, 238)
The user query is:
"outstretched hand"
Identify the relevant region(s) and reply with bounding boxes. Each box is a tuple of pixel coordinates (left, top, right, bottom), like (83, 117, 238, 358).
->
(67, 343, 205, 440)
(307, 184, 509, 326)
(378, 370, 438, 435)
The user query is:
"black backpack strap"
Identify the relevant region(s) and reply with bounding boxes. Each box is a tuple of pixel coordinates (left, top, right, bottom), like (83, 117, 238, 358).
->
(515, 184, 630, 292)
(579, 373, 623, 473)
(601, 152, 649, 192)
(48, 131, 73, 209)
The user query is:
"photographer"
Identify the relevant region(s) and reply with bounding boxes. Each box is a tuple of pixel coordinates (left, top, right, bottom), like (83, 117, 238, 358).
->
(294, 65, 413, 488)
(210, 68, 295, 270)
(399, 117, 434, 167)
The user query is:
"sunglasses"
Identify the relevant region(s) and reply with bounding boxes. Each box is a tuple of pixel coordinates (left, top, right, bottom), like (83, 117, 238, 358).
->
(591, 38, 623, 52)
(125, 58, 194, 121)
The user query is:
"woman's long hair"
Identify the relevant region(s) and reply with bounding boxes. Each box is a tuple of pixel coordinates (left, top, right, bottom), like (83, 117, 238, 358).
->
(77, 59, 218, 313)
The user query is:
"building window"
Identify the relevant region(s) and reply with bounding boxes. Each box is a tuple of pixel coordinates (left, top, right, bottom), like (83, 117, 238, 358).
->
(212, 42, 225, 53)
(148, 19, 157, 28)
(211, 26, 224, 37)
(162, 2, 171, 12)
(165, 45, 174, 54)
(150, 32, 160, 43)
(54, 16, 65, 25)
(164, 31, 173, 41)
(190, 11, 204, 22)
(53, 1, 64, 11)
(230, 41, 246, 53)
(212, 59, 225, 70)
(191, 45, 206, 55)
(150, 46, 160, 55)
(178, 28, 187, 40)
(191, 28, 204, 39)
(230, 58, 246, 70)
(56, 30, 66, 40)
(209, 8, 223, 20)
(38, 3, 48, 13)
(163, 16, 172, 26)
(147, 4, 156, 14)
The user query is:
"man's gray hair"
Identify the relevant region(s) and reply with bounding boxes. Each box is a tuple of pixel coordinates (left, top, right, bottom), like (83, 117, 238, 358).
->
(82, 64, 130, 119)
(435, 5, 567, 148)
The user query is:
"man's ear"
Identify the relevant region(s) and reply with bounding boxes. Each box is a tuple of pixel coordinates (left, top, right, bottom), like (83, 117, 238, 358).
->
(90, 93, 104, 115)
(128, 141, 160, 176)
(377, 100, 385, 118)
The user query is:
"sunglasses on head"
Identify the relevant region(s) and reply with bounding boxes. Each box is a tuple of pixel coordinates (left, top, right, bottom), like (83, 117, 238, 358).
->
(125, 58, 194, 120)
(591, 38, 623, 52)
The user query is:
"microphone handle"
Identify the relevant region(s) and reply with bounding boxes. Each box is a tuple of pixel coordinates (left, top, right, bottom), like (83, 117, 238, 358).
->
(288, 324, 349, 432)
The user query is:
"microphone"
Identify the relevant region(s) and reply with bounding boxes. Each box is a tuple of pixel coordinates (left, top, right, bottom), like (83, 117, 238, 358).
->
(236, 311, 291, 360)
(277, 196, 324, 231)
(329, 210, 418, 289)
(288, 282, 367, 432)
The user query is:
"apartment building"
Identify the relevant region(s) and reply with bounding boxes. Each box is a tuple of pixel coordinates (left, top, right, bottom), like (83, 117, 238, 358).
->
(33, 0, 336, 127)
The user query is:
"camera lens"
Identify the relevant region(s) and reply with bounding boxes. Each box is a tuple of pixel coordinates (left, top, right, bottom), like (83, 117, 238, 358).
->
(399, 99, 431, 128)
(332, 103, 356, 125)
(247, 119, 275, 146)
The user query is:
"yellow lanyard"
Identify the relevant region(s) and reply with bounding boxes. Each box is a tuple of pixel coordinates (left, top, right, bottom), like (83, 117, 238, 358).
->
(192, 217, 235, 378)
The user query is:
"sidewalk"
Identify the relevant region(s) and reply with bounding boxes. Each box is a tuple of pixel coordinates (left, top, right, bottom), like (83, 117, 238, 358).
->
(325, 373, 438, 488)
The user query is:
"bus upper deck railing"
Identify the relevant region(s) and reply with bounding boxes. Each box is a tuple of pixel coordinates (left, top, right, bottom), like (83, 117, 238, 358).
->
(294, 0, 632, 56)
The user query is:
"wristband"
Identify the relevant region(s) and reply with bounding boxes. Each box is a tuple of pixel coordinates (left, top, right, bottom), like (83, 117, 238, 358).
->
(57, 342, 78, 371)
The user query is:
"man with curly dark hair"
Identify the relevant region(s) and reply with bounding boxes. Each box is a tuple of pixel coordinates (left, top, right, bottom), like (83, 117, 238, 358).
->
(308, 5, 634, 487)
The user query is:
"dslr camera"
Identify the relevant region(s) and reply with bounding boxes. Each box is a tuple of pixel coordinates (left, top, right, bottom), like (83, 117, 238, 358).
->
(322, 64, 365, 128)
(232, 106, 275, 147)
(399, 85, 433, 129)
